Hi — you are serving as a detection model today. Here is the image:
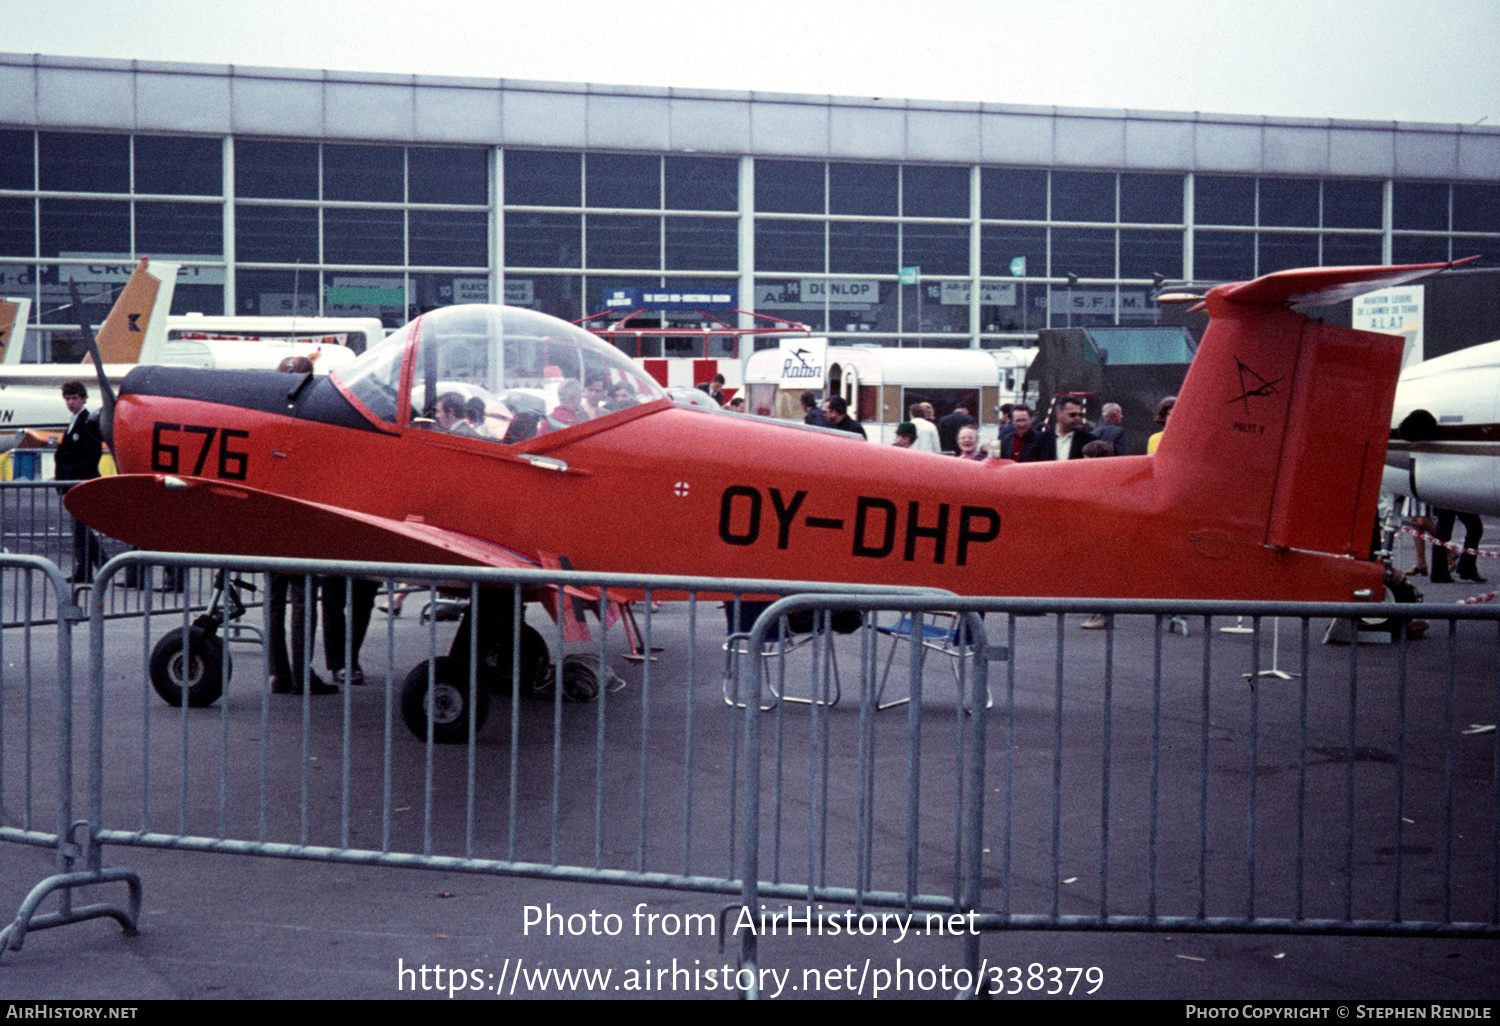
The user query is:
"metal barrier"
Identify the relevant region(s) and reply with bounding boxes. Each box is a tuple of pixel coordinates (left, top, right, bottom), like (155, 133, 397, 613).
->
(729, 594, 1500, 997)
(0, 554, 140, 954)
(3, 551, 947, 964)
(957, 597, 1500, 942)
(3, 551, 1498, 997)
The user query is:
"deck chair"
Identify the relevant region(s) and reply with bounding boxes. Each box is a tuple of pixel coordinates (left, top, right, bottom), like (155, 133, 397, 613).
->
(873, 611, 989, 712)
(720, 600, 848, 710)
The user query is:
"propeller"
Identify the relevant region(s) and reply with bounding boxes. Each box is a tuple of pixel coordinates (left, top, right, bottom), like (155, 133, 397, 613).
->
(68, 280, 116, 449)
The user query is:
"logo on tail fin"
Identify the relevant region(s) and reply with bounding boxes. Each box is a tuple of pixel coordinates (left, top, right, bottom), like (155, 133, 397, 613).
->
(1228, 357, 1283, 414)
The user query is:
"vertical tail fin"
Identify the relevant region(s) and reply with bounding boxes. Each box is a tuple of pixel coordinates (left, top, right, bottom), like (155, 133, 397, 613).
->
(88, 258, 178, 365)
(0, 296, 31, 364)
(1154, 261, 1465, 561)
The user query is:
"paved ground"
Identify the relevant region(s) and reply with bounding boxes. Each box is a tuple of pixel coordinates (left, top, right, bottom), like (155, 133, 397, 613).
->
(2, 551, 1499, 1001)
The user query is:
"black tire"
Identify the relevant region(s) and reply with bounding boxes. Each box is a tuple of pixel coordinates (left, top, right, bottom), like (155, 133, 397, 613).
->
(481, 623, 550, 696)
(400, 656, 490, 744)
(149, 627, 228, 707)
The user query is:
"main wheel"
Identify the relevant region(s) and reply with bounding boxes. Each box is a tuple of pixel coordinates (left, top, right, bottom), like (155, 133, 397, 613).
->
(400, 656, 490, 744)
(149, 627, 228, 707)
(1359, 583, 1425, 642)
(489, 623, 549, 695)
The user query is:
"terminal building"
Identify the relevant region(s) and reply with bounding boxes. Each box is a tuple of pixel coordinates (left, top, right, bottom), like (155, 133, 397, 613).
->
(2, 52, 1497, 360)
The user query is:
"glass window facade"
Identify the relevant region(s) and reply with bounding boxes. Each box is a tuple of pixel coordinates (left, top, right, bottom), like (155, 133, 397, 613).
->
(1197, 176, 1256, 226)
(39, 132, 129, 193)
(903, 165, 969, 219)
(664, 155, 738, 212)
(756, 160, 823, 214)
(1259, 178, 1320, 228)
(1120, 173, 1183, 225)
(1191, 175, 1397, 280)
(135, 135, 222, 196)
(505, 150, 580, 207)
(0, 129, 34, 190)
(1052, 171, 1115, 223)
(756, 218, 823, 273)
(587, 153, 659, 209)
(2, 128, 1496, 345)
(1323, 180, 1382, 230)
(410, 147, 488, 205)
(981, 168, 1047, 220)
(830, 162, 897, 216)
(237, 139, 319, 199)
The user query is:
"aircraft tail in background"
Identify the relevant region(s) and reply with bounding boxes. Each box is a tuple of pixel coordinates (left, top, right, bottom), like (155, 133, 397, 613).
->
(0, 259, 181, 434)
(87, 258, 179, 366)
(0, 296, 31, 364)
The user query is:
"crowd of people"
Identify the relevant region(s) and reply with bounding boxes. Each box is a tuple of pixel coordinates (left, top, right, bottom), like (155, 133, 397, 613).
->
(795, 387, 1166, 464)
(423, 374, 647, 445)
(884, 395, 1154, 464)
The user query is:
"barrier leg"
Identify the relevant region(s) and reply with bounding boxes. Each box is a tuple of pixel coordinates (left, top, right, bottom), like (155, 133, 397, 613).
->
(0, 867, 142, 957)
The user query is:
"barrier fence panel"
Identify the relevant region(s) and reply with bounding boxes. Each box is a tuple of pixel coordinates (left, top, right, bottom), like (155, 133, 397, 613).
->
(728, 595, 1500, 997)
(52, 552, 948, 982)
(734, 595, 991, 997)
(0, 553, 140, 955)
(949, 598, 1500, 945)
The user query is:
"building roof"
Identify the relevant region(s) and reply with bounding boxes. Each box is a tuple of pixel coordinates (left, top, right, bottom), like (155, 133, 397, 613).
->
(4, 51, 1498, 180)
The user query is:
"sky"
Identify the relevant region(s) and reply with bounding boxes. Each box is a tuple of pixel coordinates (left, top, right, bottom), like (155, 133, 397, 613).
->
(2, 0, 1498, 127)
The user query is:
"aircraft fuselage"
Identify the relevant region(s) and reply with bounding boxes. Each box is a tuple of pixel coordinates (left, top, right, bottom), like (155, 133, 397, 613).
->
(90, 366, 1381, 602)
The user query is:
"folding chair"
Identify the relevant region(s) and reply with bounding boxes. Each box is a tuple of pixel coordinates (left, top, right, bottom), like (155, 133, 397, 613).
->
(873, 611, 989, 711)
(720, 600, 843, 710)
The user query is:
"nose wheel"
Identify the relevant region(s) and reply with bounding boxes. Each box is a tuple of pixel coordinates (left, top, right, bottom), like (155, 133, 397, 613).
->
(149, 626, 228, 707)
(400, 657, 490, 744)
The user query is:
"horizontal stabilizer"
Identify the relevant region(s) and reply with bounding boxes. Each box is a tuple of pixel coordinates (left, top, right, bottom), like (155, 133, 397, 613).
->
(1214, 257, 1478, 312)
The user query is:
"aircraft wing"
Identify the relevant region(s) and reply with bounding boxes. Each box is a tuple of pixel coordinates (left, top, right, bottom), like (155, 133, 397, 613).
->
(1215, 258, 1478, 311)
(63, 473, 541, 570)
(0, 364, 170, 435)
(0, 363, 152, 388)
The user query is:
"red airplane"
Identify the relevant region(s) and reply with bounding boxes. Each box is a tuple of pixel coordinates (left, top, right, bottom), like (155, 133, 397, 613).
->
(64, 261, 1465, 735)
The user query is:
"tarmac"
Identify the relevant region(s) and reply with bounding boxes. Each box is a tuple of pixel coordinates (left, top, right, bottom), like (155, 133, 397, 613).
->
(3, 547, 1500, 1002)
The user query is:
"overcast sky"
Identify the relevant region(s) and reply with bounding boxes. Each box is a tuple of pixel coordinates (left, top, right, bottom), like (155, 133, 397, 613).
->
(4, 0, 1498, 127)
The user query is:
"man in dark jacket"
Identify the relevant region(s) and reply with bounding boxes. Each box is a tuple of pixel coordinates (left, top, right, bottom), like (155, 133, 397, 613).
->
(822, 395, 867, 439)
(1024, 396, 1095, 462)
(56, 380, 103, 581)
(800, 390, 829, 427)
(1093, 402, 1127, 456)
(937, 404, 976, 454)
(1001, 405, 1040, 461)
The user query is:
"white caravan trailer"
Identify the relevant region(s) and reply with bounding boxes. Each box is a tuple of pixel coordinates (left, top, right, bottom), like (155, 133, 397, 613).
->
(743, 340, 1036, 448)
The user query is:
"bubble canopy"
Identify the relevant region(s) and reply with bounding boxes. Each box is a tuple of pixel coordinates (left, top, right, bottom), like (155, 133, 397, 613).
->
(335, 305, 667, 443)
